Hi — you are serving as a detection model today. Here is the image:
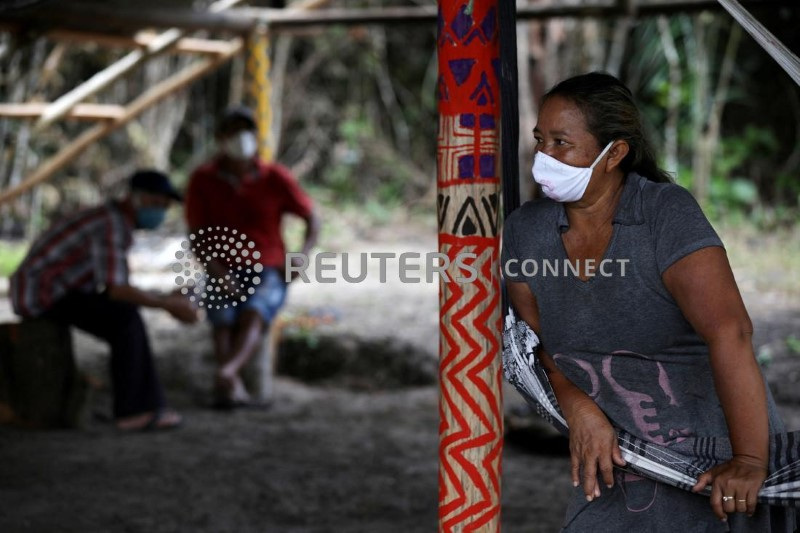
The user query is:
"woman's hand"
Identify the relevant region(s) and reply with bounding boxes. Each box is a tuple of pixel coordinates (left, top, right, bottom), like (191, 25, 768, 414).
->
(691, 455, 767, 521)
(566, 396, 627, 501)
(505, 281, 628, 500)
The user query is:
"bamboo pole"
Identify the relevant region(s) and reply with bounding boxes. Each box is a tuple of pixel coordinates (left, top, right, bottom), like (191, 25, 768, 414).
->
(0, 39, 243, 206)
(717, 0, 800, 87)
(33, 0, 246, 130)
(437, 0, 502, 531)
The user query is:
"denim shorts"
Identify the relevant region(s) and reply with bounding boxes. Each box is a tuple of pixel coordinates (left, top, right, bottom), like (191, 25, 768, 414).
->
(205, 267, 287, 327)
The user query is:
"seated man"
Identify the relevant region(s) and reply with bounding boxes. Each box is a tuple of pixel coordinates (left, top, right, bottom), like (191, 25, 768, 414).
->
(186, 106, 319, 407)
(10, 170, 198, 431)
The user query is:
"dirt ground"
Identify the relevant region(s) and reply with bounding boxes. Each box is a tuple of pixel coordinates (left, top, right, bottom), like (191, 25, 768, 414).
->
(0, 219, 798, 533)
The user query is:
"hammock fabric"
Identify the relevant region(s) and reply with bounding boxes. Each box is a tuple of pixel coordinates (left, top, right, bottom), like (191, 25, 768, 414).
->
(502, 308, 800, 507)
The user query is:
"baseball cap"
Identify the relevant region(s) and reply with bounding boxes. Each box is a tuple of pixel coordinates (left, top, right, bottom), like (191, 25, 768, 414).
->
(130, 170, 182, 202)
(217, 105, 257, 135)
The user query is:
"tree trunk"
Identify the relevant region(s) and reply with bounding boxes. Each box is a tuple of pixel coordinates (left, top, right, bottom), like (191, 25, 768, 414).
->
(658, 15, 681, 175)
(517, 21, 536, 202)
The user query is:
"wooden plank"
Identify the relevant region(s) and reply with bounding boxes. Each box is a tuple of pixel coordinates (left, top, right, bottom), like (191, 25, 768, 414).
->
(33, 0, 246, 130)
(0, 103, 126, 121)
(168, 36, 240, 55)
(47, 29, 236, 56)
(0, 39, 243, 206)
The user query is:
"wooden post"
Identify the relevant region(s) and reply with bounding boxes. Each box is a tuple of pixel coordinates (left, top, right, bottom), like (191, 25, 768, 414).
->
(0, 320, 87, 428)
(437, 1, 502, 531)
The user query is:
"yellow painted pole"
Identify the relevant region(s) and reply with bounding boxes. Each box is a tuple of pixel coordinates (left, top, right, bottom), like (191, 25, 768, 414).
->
(246, 23, 273, 161)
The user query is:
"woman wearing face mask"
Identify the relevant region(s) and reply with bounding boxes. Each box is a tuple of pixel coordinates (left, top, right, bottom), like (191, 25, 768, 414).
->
(502, 73, 795, 531)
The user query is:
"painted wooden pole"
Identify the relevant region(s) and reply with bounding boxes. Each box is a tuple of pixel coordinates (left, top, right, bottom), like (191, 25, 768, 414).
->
(246, 23, 274, 162)
(437, 1, 502, 531)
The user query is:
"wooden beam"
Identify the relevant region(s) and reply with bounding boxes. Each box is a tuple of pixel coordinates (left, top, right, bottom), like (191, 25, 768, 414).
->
(45, 29, 236, 56)
(33, 0, 246, 131)
(233, 0, 795, 28)
(0, 3, 256, 35)
(0, 39, 244, 206)
(0, 103, 126, 121)
(2, 0, 790, 37)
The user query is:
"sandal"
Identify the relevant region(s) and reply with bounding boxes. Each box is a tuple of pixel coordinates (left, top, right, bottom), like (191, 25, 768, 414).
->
(116, 409, 183, 432)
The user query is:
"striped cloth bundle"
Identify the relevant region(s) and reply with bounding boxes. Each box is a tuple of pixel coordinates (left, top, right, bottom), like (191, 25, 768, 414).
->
(502, 309, 800, 506)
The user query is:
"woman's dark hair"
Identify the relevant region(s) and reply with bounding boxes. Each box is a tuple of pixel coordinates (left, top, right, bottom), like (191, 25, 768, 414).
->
(543, 72, 672, 183)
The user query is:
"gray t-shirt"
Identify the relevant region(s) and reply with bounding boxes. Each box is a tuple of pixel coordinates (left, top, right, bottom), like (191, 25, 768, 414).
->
(502, 173, 793, 532)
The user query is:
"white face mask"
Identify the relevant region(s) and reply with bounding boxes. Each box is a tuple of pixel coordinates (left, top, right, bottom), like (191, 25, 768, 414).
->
(531, 141, 614, 202)
(222, 131, 259, 161)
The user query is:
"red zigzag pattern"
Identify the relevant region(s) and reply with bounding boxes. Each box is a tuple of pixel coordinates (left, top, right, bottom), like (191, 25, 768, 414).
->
(438, 236, 502, 531)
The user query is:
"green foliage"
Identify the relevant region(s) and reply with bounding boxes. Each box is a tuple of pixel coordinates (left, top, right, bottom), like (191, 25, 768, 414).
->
(0, 241, 27, 277)
(715, 126, 778, 178)
(787, 336, 800, 356)
(631, 15, 800, 222)
(775, 171, 800, 204)
(756, 345, 773, 367)
(709, 178, 758, 210)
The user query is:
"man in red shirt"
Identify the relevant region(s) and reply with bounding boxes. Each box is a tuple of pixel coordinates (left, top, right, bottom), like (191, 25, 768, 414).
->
(186, 107, 319, 407)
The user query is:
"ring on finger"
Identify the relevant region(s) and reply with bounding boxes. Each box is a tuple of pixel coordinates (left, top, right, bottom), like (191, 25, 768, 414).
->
(722, 496, 734, 502)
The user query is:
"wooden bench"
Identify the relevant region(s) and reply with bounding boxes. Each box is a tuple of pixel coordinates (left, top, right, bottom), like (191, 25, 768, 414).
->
(0, 319, 88, 428)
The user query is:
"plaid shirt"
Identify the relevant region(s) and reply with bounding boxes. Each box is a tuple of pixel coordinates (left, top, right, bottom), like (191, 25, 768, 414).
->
(10, 202, 133, 317)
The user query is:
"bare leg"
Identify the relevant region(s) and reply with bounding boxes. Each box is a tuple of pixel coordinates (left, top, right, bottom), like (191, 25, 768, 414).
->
(216, 310, 265, 395)
(212, 326, 248, 402)
(212, 326, 233, 366)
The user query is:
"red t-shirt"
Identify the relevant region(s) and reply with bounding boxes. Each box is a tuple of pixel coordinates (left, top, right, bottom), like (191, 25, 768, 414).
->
(185, 158, 313, 270)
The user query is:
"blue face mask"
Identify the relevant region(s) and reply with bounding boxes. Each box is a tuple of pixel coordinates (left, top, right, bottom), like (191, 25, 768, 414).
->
(135, 207, 166, 229)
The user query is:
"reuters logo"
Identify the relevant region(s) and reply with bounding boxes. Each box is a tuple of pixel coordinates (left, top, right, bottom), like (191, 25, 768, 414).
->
(172, 226, 264, 310)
